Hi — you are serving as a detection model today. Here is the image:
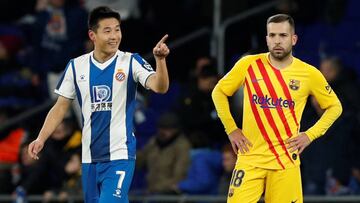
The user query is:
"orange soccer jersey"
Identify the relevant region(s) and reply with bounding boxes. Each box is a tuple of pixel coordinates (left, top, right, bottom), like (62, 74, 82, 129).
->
(213, 53, 342, 169)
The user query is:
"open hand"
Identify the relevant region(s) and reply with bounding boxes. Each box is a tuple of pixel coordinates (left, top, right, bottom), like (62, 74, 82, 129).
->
(286, 132, 311, 154)
(228, 128, 253, 154)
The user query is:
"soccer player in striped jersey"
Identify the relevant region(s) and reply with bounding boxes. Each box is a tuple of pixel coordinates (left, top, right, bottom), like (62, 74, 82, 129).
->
(212, 14, 342, 203)
(28, 6, 170, 203)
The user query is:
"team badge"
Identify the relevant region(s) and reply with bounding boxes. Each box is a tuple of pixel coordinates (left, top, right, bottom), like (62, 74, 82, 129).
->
(115, 69, 126, 82)
(228, 188, 234, 197)
(289, 79, 300, 91)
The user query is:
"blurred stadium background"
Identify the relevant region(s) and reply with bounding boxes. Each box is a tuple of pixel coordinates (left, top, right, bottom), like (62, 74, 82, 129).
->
(0, 0, 360, 202)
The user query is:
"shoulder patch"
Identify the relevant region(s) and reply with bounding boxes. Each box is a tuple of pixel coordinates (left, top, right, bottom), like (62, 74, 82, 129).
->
(133, 53, 153, 72)
(325, 85, 332, 94)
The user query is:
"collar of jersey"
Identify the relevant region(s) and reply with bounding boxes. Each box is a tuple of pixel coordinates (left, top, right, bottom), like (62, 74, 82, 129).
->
(90, 50, 123, 70)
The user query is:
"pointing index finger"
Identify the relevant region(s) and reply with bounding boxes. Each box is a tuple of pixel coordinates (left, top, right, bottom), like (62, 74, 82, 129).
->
(157, 34, 168, 46)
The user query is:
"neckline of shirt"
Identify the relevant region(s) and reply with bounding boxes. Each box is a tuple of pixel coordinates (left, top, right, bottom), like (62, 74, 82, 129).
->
(265, 52, 296, 71)
(90, 50, 123, 70)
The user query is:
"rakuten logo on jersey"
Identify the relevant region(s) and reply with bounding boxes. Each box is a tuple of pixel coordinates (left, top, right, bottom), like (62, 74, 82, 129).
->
(252, 94, 295, 109)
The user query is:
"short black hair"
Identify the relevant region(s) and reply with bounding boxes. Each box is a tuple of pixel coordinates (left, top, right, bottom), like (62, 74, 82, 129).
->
(88, 6, 121, 31)
(267, 14, 295, 31)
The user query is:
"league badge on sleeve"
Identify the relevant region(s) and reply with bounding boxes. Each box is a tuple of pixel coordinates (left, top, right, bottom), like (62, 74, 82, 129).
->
(289, 79, 300, 91)
(142, 59, 153, 72)
(325, 85, 332, 94)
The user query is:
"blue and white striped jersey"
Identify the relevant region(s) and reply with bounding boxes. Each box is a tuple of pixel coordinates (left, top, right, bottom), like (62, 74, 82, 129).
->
(55, 50, 155, 163)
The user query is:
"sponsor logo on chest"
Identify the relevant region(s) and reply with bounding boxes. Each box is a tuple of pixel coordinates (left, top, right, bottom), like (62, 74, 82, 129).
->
(91, 85, 112, 112)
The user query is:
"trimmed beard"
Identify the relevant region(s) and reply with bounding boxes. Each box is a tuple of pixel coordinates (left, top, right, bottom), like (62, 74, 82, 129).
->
(269, 48, 292, 61)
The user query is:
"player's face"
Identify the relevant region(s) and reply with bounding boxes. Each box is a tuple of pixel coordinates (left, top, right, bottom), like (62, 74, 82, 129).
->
(90, 18, 121, 55)
(266, 21, 297, 60)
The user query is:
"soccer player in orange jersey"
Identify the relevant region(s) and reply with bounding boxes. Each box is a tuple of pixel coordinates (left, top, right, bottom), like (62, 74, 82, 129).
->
(212, 14, 342, 203)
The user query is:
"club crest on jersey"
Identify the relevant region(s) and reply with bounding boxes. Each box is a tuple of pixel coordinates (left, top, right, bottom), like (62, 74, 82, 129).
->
(228, 188, 234, 197)
(289, 79, 300, 91)
(115, 69, 126, 82)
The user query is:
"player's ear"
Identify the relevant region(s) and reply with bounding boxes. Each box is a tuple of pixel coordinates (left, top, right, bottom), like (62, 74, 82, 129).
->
(292, 34, 298, 46)
(88, 30, 96, 41)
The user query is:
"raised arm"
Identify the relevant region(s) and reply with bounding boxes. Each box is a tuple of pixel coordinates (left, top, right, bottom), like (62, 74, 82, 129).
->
(146, 34, 170, 93)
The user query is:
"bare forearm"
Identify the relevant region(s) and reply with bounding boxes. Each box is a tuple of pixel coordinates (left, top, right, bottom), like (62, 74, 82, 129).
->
(37, 99, 70, 142)
(152, 58, 169, 93)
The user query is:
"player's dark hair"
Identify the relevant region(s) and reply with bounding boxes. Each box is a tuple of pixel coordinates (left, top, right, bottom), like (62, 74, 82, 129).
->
(267, 14, 295, 31)
(88, 6, 121, 32)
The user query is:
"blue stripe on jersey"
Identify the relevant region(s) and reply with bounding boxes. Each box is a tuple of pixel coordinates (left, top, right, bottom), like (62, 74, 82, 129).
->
(89, 57, 117, 162)
(71, 60, 84, 125)
(132, 53, 153, 72)
(55, 60, 72, 90)
(126, 55, 137, 159)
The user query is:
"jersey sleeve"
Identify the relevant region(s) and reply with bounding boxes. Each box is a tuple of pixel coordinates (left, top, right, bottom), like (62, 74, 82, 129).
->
(212, 56, 251, 134)
(305, 68, 343, 141)
(217, 56, 250, 96)
(131, 53, 155, 88)
(308, 68, 340, 109)
(54, 60, 76, 100)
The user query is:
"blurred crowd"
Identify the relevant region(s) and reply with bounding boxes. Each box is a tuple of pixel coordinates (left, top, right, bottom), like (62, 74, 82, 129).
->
(0, 0, 360, 201)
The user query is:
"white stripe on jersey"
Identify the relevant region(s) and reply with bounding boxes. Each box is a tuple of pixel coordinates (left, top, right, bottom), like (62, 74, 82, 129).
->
(110, 53, 131, 161)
